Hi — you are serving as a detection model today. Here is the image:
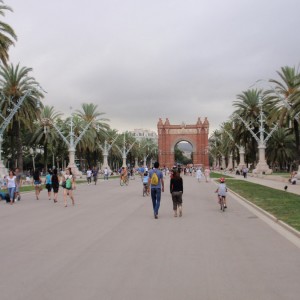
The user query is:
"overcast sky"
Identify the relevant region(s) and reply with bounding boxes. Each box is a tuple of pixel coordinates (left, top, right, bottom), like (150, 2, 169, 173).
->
(5, 0, 300, 134)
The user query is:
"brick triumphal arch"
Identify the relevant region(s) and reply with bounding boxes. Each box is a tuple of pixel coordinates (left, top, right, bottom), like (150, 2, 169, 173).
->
(157, 118, 209, 168)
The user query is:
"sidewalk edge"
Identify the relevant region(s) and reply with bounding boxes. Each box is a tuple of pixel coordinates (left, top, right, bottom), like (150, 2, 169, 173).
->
(229, 189, 300, 239)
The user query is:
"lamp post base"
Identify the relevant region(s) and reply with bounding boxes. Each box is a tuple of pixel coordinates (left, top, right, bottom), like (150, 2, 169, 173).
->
(253, 162, 273, 175)
(67, 163, 82, 178)
(0, 160, 8, 177)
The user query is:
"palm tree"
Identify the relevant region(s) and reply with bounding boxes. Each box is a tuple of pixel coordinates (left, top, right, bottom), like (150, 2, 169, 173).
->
(266, 66, 300, 167)
(0, 63, 44, 171)
(266, 127, 296, 170)
(0, 1, 17, 66)
(75, 103, 110, 167)
(232, 89, 262, 166)
(31, 105, 62, 169)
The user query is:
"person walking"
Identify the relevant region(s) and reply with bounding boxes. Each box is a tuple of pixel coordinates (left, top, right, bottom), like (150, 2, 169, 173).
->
(44, 169, 52, 200)
(51, 169, 60, 203)
(170, 169, 183, 217)
(14, 168, 22, 201)
(196, 168, 202, 182)
(242, 166, 248, 178)
(204, 167, 210, 182)
(6, 170, 16, 205)
(86, 167, 92, 185)
(104, 167, 109, 180)
(148, 161, 164, 219)
(92, 166, 98, 185)
(62, 167, 75, 207)
(32, 169, 42, 200)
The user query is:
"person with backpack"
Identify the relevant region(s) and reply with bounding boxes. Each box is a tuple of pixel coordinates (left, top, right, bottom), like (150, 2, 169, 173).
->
(62, 167, 75, 207)
(148, 161, 164, 219)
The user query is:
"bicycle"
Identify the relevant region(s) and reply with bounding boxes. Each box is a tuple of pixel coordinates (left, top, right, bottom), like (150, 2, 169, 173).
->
(218, 195, 226, 212)
(143, 184, 149, 197)
(120, 176, 129, 186)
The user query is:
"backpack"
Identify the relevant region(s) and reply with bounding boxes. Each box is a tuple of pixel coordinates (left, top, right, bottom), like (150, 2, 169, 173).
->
(151, 171, 159, 185)
(66, 178, 72, 189)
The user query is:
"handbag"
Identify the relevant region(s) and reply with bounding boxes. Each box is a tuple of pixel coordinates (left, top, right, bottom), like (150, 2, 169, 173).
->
(62, 181, 66, 188)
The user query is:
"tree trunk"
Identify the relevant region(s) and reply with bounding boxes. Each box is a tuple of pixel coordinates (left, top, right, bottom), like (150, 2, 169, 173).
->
(14, 120, 24, 172)
(44, 140, 48, 171)
(294, 120, 300, 167)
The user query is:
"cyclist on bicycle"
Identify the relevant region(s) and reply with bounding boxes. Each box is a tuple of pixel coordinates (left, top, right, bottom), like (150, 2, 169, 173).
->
(143, 171, 149, 195)
(120, 167, 128, 183)
(215, 177, 227, 209)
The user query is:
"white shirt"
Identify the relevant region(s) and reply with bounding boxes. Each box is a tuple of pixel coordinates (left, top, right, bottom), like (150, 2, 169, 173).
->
(196, 169, 202, 178)
(7, 176, 16, 188)
(86, 170, 92, 177)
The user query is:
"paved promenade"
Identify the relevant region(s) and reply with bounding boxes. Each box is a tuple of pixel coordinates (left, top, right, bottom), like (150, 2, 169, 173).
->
(1, 175, 300, 300)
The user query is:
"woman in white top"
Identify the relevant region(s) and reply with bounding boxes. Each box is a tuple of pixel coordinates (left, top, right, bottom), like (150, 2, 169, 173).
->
(62, 167, 76, 207)
(196, 168, 202, 182)
(6, 170, 16, 205)
(204, 167, 210, 182)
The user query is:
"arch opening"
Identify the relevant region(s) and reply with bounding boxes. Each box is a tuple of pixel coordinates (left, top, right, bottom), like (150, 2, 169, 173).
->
(174, 141, 193, 166)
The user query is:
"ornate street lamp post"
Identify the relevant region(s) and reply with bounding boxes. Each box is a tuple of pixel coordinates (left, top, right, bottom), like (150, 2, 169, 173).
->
(29, 148, 43, 171)
(0, 90, 33, 176)
(115, 133, 136, 167)
(42, 107, 93, 177)
(222, 128, 245, 170)
(98, 135, 118, 171)
(233, 98, 278, 174)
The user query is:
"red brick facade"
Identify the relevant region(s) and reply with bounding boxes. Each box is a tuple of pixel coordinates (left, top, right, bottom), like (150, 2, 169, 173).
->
(157, 118, 209, 168)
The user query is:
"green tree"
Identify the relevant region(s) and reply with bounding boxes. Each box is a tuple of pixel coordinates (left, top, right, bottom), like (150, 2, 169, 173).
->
(31, 105, 62, 169)
(266, 127, 296, 170)
(0, 0, 17, 66)
(0, 63, 44, 171)
(266, 66, 300, 167)
(75, 103, 110, 167)
(233, 89, 262, 165)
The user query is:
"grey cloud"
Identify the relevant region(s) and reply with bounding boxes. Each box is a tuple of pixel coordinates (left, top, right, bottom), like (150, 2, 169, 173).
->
(5, 0, 300, 134)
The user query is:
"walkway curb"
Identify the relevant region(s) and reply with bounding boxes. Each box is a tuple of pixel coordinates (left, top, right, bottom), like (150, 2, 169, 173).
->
(228, 189, 300, 239)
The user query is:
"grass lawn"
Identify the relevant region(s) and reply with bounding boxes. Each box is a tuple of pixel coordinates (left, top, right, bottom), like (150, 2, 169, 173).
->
(225, 179, 300, 231)
(210, 172, 233, 179)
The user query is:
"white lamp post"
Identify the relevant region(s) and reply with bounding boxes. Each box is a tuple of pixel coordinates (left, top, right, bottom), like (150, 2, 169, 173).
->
(29, 148, 43, 171)
(0, 89, 33, 176)
(233, 97, 278, 175)
(42, 107, 93, 177)
(115, 133, 136, 168)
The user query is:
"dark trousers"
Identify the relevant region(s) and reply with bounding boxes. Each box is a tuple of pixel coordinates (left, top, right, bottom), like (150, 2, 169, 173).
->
(171, 191, 183, 210)
(151, 188, 161, 215)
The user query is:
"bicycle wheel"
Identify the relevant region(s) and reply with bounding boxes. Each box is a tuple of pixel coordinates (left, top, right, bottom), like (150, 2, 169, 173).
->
(220, 197, 225, 212)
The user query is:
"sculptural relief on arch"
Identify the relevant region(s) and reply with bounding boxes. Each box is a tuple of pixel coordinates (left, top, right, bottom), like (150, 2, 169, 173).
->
(157, 118, 209, 168)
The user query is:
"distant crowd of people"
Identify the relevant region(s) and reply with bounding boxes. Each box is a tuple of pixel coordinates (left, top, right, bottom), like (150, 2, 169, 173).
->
(0, 167, 76, 207)
(1, 163, 230, 218)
